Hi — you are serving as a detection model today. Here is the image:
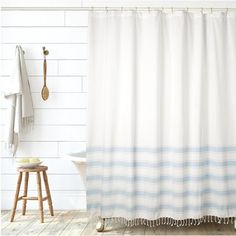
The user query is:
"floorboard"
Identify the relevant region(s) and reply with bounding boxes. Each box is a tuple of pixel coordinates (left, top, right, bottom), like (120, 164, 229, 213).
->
(20, 211, 62, 235)
(152, 225, 167, 235)
(124, 225, 146, 235)
(2, 211, 38, 236)
(60, 211, 88, 236)
(80, 218, 98, 236)
(1, 211, 236, 236)
(38, 211, 77, 236)
(102, 221, 127, 236)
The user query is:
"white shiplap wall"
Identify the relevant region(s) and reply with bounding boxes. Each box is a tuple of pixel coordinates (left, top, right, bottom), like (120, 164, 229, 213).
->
(0, 10, 89, 210)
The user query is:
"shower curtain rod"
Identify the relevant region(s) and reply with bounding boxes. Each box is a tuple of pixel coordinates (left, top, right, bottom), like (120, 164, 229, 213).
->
(2, 6, 236, 11)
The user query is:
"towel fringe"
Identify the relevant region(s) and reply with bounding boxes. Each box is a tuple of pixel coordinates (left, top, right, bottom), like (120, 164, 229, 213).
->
(22, 116, 34, 130)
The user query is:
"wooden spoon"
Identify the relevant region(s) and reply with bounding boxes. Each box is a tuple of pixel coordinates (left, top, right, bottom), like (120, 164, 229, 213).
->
(41, 48, 49, 100)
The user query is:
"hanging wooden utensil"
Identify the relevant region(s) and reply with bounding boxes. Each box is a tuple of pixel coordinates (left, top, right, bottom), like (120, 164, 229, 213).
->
(41, 46, 49, 101)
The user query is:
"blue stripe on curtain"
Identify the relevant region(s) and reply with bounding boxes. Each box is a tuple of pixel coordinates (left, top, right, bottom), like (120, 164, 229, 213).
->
(87, 189, 236, 196)
(87, 175, 236, 182)
(88, 203, 236, 212)
(87, 146, 236, 153)
(88, 160, 236, 167)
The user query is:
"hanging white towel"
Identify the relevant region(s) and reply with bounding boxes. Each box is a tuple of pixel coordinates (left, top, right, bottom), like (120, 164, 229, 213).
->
(5, 45, 34, 156)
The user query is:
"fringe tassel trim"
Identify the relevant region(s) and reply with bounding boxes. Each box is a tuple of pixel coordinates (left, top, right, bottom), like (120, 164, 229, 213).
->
(97, 216, 235, 227)
(22, 116, 34, 130)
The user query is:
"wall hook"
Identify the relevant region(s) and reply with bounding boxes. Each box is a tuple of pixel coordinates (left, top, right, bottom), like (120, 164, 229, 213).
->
(43, 46, 49, 57)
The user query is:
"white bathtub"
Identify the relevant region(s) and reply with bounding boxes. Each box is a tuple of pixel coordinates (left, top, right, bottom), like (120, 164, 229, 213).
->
(61, 152, 87, 186)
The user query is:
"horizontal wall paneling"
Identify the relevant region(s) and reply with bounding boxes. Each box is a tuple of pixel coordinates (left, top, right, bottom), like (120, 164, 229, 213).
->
(1, 9, 89, 209)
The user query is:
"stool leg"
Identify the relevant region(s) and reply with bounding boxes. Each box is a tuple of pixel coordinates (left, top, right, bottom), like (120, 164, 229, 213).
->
(36, 172, 44, 223)
(22, 172, 29, 215)
(43, 171, 54, 216)
(10, 172, 22, 222)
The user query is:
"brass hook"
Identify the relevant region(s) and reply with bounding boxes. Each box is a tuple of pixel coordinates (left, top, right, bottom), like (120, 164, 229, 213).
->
(42, 46, 49, 59)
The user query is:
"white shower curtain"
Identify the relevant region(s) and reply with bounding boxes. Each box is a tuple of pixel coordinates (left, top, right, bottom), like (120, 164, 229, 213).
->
(87, 10, 236, 224)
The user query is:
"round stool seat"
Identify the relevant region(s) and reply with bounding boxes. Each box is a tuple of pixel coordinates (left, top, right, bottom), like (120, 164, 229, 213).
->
(17, 165, 48, 173)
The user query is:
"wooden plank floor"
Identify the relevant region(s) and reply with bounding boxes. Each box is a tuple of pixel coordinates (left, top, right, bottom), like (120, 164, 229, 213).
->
(1, 211, 236, 235)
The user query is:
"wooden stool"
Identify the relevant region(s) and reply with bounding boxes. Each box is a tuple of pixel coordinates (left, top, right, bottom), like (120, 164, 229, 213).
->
(10, 166, 54, 223)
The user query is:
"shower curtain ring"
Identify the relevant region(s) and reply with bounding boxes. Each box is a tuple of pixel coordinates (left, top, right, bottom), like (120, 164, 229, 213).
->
(201, 8, 203, 14)
(106, 6, 108, 13)
(171, 7, 174, 13)
(211, 8, 213, 14)
(148, 7, 151, 13)
(226, 8, 229, 15)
